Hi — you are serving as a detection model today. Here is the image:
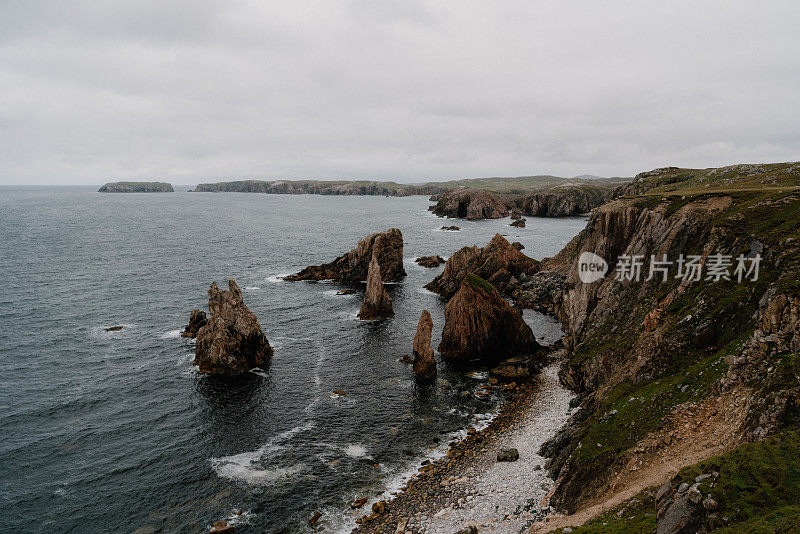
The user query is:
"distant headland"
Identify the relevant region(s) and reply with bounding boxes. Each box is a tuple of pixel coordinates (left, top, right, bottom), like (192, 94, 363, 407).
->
(98, 182, 174, 193)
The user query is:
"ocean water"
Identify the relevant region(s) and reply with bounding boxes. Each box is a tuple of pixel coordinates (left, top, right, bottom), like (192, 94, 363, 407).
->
(0, 187, 585, 533)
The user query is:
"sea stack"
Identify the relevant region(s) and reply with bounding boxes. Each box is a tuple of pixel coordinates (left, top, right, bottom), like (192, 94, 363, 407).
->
(181, 309, 207, 338)
(194, 279, 273, 375)
(284, 228, 406, 283)
(438, 274, 541, 363)
(412, 310, 436, 379)
(425, 234, 539, 299)
(358, 252, 394, 320)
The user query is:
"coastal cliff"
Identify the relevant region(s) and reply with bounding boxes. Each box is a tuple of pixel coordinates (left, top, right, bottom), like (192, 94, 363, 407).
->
(517, 162, 800, 532)
(98, 181, 173, 192)
(193, 179, 445, 196)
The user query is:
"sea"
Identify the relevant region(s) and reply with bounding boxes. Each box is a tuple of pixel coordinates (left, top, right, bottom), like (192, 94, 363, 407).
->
(0, 186, 586, 533)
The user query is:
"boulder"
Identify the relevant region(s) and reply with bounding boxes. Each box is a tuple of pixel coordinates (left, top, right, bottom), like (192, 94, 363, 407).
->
(181, 309, 207, 338)
(358, 252, 394, 320)
(412, 310, 437, 379)
(415, 255, 446, 268)
(497, 448, 520, 462)
(510, 218, 526, 228)
(285, 228, 406, 283)
(438, 274, 542, 363)
(425, 234, 539, 299)
(105, 325, 123, 332)
(441, 225, 461, 231)
(194, 280, 273, 375)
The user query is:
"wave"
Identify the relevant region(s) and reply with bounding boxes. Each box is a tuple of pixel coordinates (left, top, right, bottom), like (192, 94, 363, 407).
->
(244, 286, 261, 290)
(266, 273, 291, 283)
(160, 329, 183, 339)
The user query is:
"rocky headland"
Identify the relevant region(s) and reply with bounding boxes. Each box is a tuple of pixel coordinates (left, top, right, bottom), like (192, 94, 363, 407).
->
(425, 234, 539, 299)
(192, 279, 273, 375)
(98, 181, 174, 193)
(284, 228, 406, 283)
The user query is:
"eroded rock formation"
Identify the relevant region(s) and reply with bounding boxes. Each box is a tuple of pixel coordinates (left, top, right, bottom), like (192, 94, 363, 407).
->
(510, 218, 526, 228)
(428, 188, 509, 220)
(181, 309, 207, 338)
(412, 310, 436, 378)
(438, 274, 541, 364)
(357, 253, 394, 320)
(194, 280, 272, 375)
(284, 228, 406, 283)
(415, 255, 446, 268)
(425, 234, 539, 299)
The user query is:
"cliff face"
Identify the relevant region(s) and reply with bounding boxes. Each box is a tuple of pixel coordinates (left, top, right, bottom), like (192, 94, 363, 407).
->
(194, 280, 272, 375)
(428, 185, 612, 219)
(358, 252, 394, 320)
(285, 228, 406, 283)
(438, 274, 541, 364)
(193, 179, 447, 196)
(425, 234, 539, 299)
(98, 181, 174, 192)
(529, 162, 800, 530)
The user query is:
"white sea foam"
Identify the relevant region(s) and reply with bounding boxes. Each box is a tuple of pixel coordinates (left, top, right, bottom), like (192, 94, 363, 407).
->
(244, 286, 261, 290)
(343, 443, 368, 458)
(266, 273, 291, 283)
(160, 329, 183, 339)
(210, 421, 315, 484)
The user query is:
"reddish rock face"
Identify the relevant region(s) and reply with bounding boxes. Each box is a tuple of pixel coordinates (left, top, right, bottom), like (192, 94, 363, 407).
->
(412, 310, 436, 379)
(194, 279, 272, 375)
(425, 234, 539, 299)
(438, 274, 541, 364)
(284, 228, 406, 283)
(358, 252, 394, 320)
(415, 255, 446, 268)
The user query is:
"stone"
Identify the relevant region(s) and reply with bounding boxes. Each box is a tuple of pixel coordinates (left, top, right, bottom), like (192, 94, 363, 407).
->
(372, 500, 387, 515)
(441, 225, 461, 231)
(181, 309, 207, 338)
(358, 251, 394, 320)
(351, 497, 368, 508)
(209, 520, 235, 533)
(510, 218, 526, 228)
(308, 512, 322, 526)
(426, 234, 539, 299)
(416, 255, 446, 268)
(438, 274, 542, 364)
(193, 279, 272, 375)
(285, 228, 405, 283)
(497, 448, 520, 462)
(105, 325, 123, 331)
(413, 310, 437, 379)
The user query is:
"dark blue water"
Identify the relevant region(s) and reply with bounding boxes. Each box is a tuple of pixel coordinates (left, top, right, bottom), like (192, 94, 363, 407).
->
(0, 187, 584, 533)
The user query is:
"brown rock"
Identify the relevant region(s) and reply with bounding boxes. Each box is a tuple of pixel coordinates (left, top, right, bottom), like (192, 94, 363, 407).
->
(441, 225, 461, 231)
(284, 228, 406, 283)
(358, 252, 394, 320)
(371, 500, 387, 515)
(309, 512, 322, 526)
(105, 325, 123, 331)
(510, 218, 526, 228)
(194, 280, 273, 375)
(209, 520, 235, 533)
(438, 274, 541, 364)
(412, 310, 436, 379)
(425, 234, 539, 299)
(351, 497, 368, 508)
(415, 255, 446, 268)
(181, 309, 207, 338)
(429, 188, 509, 220)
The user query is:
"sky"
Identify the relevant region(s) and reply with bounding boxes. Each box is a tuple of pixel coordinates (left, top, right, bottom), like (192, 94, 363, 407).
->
(1, 1, 799, 185)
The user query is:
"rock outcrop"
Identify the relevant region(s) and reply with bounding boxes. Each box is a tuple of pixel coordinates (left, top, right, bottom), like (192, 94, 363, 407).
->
(509, 186, 609, 217)
(510, 218, 526, 228)
(415, 255, 446, 268)
(412, 310, 436, 378)
(357, 253, 394, 320)
(425, 234, 539, 299)
(98, 181, 174, 193)
(285, 228, 406, 283)
(438, 274, 541, 364)
(181, 309, 207, 338)
(192, 179, 447, 196)
(194, 280, 272, 375)
(428, 188, 509, 220)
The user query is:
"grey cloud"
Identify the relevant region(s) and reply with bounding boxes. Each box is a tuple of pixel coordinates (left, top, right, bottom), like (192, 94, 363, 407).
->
(0, 1, 799, 184)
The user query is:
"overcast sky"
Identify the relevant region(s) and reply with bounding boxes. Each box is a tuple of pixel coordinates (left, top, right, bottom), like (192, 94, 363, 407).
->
(1, 1, 798, 185)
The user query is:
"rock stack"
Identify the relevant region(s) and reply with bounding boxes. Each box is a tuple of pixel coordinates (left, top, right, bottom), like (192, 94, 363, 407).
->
(181, 309, 207, 338)
(438, 274, 541, 364)
(358, 252, 394, 320)
(284, 228, 406, 283)
(193, 279, 273, 375)
(412, 310, 436, 378)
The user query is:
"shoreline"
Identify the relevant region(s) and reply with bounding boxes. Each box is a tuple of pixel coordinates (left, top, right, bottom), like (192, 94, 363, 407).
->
(351, 358, 575, 533)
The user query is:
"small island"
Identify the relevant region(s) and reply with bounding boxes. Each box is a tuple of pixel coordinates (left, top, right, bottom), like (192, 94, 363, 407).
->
(98, 182, 174, 193)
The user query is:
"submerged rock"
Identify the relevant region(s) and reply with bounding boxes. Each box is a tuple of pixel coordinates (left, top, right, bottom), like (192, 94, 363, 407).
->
(438, 274, 541, 364)
(425, 234, 539, 299)
(181, 309, 207, 338)
(194, 279, 272, 375)
(284, 228, 405, 283)
(441, 225, 461, 231)
(415, 255, 446, 268)
(412, 310, 436, 379)
(105, 325, 123, 331)
(358, 252, 394, 320)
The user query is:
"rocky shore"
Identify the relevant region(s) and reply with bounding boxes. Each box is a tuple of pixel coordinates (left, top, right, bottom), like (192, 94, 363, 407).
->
(98, 181, 174, 192)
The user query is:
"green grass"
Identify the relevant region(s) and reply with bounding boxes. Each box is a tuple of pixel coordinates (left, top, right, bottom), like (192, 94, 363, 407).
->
(465, 272, 496, 293)
(551, 488, 657, 533)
